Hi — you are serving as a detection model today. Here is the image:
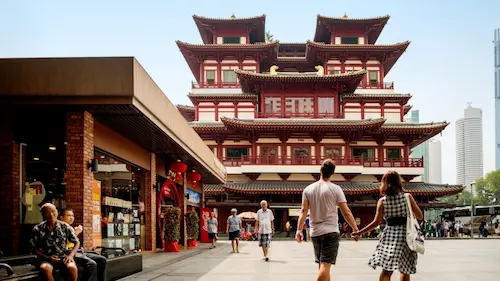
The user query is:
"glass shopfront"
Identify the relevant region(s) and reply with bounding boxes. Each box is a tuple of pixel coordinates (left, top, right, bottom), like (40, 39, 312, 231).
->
(94, 150, 145, 252)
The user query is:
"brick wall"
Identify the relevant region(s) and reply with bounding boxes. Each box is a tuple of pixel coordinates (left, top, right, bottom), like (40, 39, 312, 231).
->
(0, 111, 21, 254)
(144, 153, 156, 251)
(66, 111, 95, 250)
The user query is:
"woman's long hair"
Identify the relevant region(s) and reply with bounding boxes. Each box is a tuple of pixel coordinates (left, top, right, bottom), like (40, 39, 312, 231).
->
(379, 171, 404, 196)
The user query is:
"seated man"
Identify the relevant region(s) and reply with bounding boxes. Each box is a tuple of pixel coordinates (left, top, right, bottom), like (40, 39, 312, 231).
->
(30, 203, 79, 281)
(60, 209, 107, 281)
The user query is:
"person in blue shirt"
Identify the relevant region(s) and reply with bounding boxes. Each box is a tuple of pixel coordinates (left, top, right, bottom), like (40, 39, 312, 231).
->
(305, 215, 311, 240)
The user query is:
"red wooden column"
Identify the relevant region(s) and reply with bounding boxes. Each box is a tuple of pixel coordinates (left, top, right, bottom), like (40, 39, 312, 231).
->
(380, 101, 385, 117)
(379, 64, 385, 86)
(362, 60, 367, 88)
(313, 96, 319, 118)
(400, 103, 405, 122)
(216, 61, 222, 87)
(403, 141, 410, 166)
(377, 141, 384, 167)
(360, 102, 365, 119)
(214, 101, 219, 121)
(344, 140, 351, 164)
(280, 95, 285, 118)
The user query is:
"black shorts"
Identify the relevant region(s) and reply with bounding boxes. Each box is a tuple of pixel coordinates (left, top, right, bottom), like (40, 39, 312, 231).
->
(312, 232, 340, 264)
(229, 230, 240, 240)
(208, 233, 217, 240)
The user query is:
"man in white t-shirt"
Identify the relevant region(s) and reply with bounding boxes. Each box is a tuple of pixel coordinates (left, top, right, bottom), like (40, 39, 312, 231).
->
(255, 200, 274, 261)
(296, 159, 359, 281)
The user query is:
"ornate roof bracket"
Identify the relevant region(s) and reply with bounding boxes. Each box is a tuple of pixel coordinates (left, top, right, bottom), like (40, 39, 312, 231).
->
(278, 173, 291, 181)
(311, 132, 325, 143)
(244, 173, 260, 181)
(278, 131, 292, 142)
(374, 175, 383, 182)
(342, 173, 359, 181)
(311, 173, 321, 181)
(402, 175, 417, 182)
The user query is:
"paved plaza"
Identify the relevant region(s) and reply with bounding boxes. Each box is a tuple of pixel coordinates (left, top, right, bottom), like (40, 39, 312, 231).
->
(126, 240, 499, 281)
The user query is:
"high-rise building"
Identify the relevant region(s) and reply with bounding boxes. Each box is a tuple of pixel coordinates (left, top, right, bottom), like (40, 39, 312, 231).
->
(425, 139, 442, 184)
(456, 106, 483, 190)
(494, 28, 500, 169)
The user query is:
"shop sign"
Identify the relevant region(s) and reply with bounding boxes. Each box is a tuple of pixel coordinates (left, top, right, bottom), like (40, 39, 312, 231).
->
(200, 207, 211, 243)
(288, 208, 309, 217)
(162, 184, 172, 198)
(186, 189, 200, 207)
(102, 196, 132, 209)
(92, 181, 102, 247)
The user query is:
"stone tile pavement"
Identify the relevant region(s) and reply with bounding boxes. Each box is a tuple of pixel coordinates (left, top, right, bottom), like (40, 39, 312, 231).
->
(123, 239, 500, 281)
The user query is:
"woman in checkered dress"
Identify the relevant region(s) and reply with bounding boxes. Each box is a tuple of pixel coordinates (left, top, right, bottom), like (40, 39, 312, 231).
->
(353, 171, 423, 281)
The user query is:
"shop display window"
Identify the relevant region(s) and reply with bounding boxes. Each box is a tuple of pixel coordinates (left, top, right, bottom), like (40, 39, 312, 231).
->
(95, 150, 145, 252)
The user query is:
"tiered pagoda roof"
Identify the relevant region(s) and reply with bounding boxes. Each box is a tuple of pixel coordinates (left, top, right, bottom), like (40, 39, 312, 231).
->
(204, 181, 464, 196)
(342, 93, 412, 104)
(188, 93, 258, 103)
(189, 118, 448, 148)
(314, 14, 390, 44)
(235, 69, 366, 93)
(176, 104, 195, 122)
(193, 14, 266, 44)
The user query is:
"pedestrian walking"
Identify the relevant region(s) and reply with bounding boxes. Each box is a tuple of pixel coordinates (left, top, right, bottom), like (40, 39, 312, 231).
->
(295, 159, 359, 281)
(226, 208, 242, 253)
(306, 215, 311, 240)
(352, 171, 424, 281)
(207, 212, 218, 249)
(285, 220, 291, 238)
(255, 200, 275, 261)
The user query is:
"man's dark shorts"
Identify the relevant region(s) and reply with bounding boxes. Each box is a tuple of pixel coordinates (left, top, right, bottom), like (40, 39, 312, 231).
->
(311, 232, 340, 264)
(229, 230, 240, 240)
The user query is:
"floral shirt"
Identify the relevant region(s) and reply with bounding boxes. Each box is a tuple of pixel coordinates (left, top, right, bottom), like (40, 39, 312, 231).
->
(30, 220, 79, 258)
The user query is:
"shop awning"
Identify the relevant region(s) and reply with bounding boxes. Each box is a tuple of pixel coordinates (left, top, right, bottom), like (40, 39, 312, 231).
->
(0, 57, 225, 183)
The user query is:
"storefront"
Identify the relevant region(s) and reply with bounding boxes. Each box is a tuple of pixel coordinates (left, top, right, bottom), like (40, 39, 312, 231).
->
(0, 57, 226, 255)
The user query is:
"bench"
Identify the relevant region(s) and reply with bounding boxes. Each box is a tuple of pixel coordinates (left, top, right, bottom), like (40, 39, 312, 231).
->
(0, 248, 142, 281)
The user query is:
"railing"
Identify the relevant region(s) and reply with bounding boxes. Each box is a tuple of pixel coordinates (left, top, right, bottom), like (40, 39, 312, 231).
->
(192, 81, 240, 89)
(257, 112, 345, 119)
(220, 156, 424, 167)
(358, 81, 394, 90)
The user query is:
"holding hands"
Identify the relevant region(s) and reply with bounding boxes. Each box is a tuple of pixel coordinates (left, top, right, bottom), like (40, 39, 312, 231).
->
(351, 231, 362, 241)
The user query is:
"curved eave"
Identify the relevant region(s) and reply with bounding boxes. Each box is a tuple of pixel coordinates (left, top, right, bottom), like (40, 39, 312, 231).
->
(403, 184, 465, 196)
(193, 14, 266, 44)
(188, 93, 258, 103)
(342, 93, 412, 103)
(189, 122, 227, 133)
(315, 15, 390, 44)
(379, 122, 449, 148)
(176, 104, 195, 112)
(176, 40, 279, 50)
(235, 69, 366, 93)
(221, 117, 385, 131)
(306, 41, 410, 75)
(404, 105, 412, 115)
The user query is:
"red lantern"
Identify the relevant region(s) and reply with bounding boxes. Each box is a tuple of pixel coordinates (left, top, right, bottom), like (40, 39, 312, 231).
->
(169, 160, 187, 182)
(187, 170, 201, 187)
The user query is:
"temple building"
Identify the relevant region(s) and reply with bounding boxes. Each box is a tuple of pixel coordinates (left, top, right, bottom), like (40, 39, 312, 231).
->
(176, 14, 464, 231)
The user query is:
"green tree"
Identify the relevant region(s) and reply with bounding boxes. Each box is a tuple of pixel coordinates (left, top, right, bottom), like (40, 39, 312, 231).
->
(439, 190, 477, 206)
(474, 169, 500, 205)
(265, 31, 275, 43)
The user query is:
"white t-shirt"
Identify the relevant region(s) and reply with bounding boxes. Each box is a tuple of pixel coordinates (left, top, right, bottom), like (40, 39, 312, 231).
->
(302, 180, 347, 237)
(257, 208, 275, 234)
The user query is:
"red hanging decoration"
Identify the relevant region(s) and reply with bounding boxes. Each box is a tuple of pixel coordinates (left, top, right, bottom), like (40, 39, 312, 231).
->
(169, 160, 187, 182)
(187, 170, 201, 188)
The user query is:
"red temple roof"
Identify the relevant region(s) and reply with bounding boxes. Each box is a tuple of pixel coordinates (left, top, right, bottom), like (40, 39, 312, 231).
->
(176, 105, 195, 122)
(375, 122, 449, 148)
(342, 93, 412, 104)
(176, 41, 278, 81)
(306, 40, 410, 75)
(235, 69, 366, 93)
(188, 93, 258, 103)
(193, 14, 266, 44)
(404, 105, 412, 115)
(204, 181, 464, 196)
(221, 116, 385, 132)
(314, 14, 390, 44)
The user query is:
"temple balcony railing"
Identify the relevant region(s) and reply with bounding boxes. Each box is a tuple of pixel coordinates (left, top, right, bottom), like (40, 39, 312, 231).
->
(191, 81, 240, 89)
(358, 81, 394, 90)
(220, 155, 424, 168)
(256, 112, 345, 119)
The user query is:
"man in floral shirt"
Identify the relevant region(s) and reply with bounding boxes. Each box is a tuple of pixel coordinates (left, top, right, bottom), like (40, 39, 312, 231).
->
(30, 203, 80, 281)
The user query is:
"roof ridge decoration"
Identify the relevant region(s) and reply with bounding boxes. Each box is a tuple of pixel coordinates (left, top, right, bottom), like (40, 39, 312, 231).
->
(176, 40, 280, 48)
(234, 68, 366, 78)
(315, 14, 391, 44)
(317, 14, 391, 22)
(306, 40, 411, 48)
(192, 14, 266, 22)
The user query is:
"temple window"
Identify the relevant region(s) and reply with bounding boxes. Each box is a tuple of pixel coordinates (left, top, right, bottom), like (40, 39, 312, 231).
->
(368, 71, 379, 86)
(226, 147, 249, 158)
(329, 70, 340, 75)
(222, 70, 237, 84)
(318, 97, 335, 116)
(324, 147, 341, 159)
(206, 70, 216, 85)
(341, 37, 359, 44)
(387, 148, 401, 160)
(292, 147, 310, 164)
(264, 97, 282, 115)
(223, 37, 241, 44)
(352, 148, 375, 160)
(285, 97, 314, 117)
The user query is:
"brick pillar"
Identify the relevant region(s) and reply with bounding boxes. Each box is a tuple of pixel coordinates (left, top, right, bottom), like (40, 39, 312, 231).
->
(66, 111, 94, 250)
(0, 112, 21, 255)
(144, 153, 157, 251)
(180, 174, 187, 249)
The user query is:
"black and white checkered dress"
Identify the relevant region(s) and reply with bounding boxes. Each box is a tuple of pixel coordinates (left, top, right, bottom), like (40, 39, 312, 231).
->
(368, 193, 417, 274)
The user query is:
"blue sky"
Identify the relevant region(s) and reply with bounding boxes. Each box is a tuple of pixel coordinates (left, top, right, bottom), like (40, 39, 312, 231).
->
(1, 0, 499, 184)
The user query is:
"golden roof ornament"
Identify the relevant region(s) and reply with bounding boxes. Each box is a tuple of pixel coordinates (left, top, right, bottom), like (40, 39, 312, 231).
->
(231, 14, 236, 19)
(343, 13, 348, 19)
(270, 65, 279, 75)
(315, 65, 324, 76)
